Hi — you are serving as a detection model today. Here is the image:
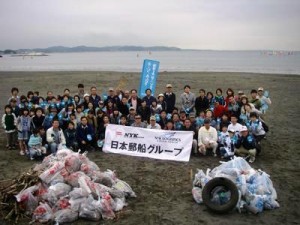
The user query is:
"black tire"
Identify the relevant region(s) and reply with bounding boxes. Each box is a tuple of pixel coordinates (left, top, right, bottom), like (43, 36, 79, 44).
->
(202, 177, 239, 213)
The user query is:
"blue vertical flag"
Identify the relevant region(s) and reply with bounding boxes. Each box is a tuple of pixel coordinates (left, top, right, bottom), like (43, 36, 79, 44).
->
(139, 59, 160, 98)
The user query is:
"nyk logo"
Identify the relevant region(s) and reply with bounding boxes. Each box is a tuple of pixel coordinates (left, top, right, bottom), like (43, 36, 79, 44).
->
(124, 133, 143, 138)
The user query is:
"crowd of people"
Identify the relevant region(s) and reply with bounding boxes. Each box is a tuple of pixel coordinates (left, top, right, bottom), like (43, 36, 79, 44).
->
(2, 83, 271, 163)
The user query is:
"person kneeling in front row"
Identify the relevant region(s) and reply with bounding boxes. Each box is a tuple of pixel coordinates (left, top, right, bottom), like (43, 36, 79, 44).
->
(235, 126, 257, 163)
(198, 118, 218, 156)
(46, 118, 66, 155)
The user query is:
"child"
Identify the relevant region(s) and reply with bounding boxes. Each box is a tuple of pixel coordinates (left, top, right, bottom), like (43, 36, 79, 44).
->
(75, 105, 84, 124)
(17, 108, 31, 155)
(219, 129, 236, 159)
(2, 105, 17, 149)
(69, 113, 77, 129)
(28, 128, 47, 160)
(38, 127, 48, 151)
(195, 110, 205, 129)
(64, 121, 78, 151)
(247, 112, 266, 154)
(218, 125, 229, 147)
(31, 107, 45, 131)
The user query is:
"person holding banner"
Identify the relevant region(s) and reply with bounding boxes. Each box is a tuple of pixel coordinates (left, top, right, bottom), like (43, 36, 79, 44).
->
(180, 85, 196, 115)
(198, 118, 218, 157)
(182, 118, 198, 155)
(131, 114, 147, 128)
(147, 116, 161, 129)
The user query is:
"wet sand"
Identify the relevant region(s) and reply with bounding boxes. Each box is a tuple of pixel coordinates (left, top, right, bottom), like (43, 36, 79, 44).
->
(0, 71, 299, 225)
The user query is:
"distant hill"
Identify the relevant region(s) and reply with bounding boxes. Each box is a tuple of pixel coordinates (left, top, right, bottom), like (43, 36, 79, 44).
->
(3, 45, 181, 54)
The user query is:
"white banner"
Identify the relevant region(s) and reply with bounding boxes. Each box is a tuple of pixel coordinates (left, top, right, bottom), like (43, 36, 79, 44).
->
(103, 124, 193, 162)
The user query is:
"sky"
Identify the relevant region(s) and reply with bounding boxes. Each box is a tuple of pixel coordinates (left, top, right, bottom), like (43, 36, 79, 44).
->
(0, 0, 300, 50)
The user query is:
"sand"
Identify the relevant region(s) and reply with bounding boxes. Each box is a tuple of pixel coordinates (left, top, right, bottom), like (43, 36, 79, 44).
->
(0, 71, 299, 225)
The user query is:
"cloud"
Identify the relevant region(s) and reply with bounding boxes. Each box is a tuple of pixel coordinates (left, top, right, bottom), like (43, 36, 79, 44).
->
(0, 0, 299, 50)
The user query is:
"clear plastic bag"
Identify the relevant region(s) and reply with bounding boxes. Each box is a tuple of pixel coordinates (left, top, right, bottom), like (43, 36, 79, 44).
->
(15, 185, 38, 202)
(193, 169, 211, 188)
(47, 183, 72, 205)
(210, 157, 252, 176)
(65, 154, 82, 173)
(78, 176, 92, 194)
(263, 195, 280, 210)
(69, 187, 89, 199)
(81, 161, 100, 176)
(113, 197, 127, 211)
(39, 162, 65, 184)
(113, 179, 136, 198)
(65, 171, 88, 187)
(52, 197, 70, 212)
(236, 175, 247, 196)
(36, 182, 49, 201)
(54, 208, 78, 224)
(15, 186, 39, 214)
(79, 195, 102, 221)
(32, 202, 53, 223)
(92, 171, 114, 187)
(99, 192, 115, 219)
(192, 187, 203, 204)
(69, 197, 86, 212)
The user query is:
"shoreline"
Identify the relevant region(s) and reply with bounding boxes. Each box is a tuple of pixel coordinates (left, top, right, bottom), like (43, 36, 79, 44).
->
(0, 70, 300, 77)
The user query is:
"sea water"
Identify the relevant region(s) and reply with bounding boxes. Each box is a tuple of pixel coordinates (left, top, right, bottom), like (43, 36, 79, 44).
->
(0, 51, 299, 74)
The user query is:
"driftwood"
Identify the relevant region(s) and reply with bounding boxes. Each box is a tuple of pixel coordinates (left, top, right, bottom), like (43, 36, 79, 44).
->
(0, 168, 40, 223)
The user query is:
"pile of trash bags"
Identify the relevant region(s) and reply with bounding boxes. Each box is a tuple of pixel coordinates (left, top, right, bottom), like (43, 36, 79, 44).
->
(14, 148, 136, 224)
(192, 157, 279, 214)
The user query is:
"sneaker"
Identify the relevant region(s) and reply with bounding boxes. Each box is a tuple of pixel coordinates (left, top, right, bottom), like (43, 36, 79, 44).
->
(249, 157, 255, 163)
(19, 151, 25, 156)
(30, 157, 34, 160)
(213, 153, 217, 157)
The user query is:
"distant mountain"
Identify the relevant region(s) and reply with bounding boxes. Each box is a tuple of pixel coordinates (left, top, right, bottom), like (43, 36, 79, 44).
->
(4, 45, 181, 54)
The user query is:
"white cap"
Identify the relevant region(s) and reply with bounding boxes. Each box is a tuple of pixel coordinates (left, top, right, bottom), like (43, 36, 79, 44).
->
(258, 87, 264, 91)
(240, 126, 248, 132)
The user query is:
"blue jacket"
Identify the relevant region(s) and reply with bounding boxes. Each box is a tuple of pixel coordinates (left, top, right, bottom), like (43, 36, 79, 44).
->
(235, 134, 256, 150)
(76, 124, 95, 143)
(89, 95, 101, 108)
(28, 134, 42, 147)
(142, 95, 156, 107)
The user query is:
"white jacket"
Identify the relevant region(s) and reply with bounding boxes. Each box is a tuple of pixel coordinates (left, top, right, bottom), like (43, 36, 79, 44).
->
(198, 126, 218, 146)
(46, 127, 66, 145)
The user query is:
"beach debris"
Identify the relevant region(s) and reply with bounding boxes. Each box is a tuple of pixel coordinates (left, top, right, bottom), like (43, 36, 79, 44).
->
(192, 157, 279, 214)
(0, 149, 136, 223)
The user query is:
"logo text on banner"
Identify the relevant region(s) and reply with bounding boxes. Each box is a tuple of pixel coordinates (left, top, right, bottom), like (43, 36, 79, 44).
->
(139, 59, 160, 98)
(103, 124, 193, 162)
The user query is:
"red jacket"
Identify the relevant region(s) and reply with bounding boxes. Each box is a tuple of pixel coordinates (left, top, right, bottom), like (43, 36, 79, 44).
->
(214, 105, 228, 118)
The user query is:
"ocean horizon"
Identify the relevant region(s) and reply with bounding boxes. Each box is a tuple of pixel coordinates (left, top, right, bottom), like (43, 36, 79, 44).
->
(0, 50, 299, 75)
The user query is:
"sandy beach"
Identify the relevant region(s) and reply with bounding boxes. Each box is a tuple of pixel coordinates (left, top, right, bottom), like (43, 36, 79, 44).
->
(0, 71, 299, 225)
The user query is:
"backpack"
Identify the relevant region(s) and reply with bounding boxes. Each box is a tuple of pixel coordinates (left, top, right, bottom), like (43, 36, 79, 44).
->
(261, 120, 269, 132)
